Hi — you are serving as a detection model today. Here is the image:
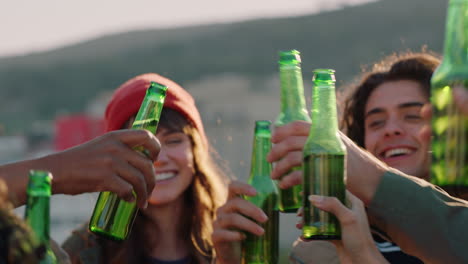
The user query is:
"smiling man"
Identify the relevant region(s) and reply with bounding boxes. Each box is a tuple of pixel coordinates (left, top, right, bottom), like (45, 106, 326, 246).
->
(342, 52, 438, 180)
(341, 51, 440, 263)
(363, 80, 430, 180)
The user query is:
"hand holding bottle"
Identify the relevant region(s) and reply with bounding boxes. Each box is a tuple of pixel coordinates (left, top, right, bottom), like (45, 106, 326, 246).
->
(420, 86, 468, 145)
(268, 120, 388, 205)
(296, 191, 389, 264)
(38, 129, 159, 209)
(212, 181, 267, 264)
(267, 120, 309, 189)
(275, 50, 311, 213)
(0, 129, 160, 208)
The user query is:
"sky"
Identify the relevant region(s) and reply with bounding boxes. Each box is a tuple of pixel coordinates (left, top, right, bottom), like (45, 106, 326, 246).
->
(0, 0, 376, 58)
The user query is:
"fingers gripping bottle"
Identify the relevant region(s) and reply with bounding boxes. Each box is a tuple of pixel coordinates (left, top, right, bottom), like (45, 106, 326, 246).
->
(89, 82, 167, 241)
(241, 120, 279, 264)
(302, 69, 346, 240)
(430, 0, 468, 199)
(275, 50, 311, 213)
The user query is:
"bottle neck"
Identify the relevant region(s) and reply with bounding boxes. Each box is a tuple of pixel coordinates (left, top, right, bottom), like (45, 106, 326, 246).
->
(25, 195, 51, 246)
(250, 132, 272, 177)
(279, 64, 308, 115)
(441, 0, 468, 66)
(132, 82, 166, 134)
(133, 98, 164, 133)
(309, 84, 340, 140)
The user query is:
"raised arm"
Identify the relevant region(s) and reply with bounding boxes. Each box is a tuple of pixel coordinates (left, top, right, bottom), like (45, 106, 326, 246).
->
(267, 121, 387, 204)
(1, 129, 160, 209)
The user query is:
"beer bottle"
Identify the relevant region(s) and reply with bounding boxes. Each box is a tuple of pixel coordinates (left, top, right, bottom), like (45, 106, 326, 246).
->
(241, 120, 279, 264)
(430, 0, 468, 199)
(275, 49, 311, 213)
(89, 81, 167, 241)
(302, 69, 346, 240)
(24, 170, 57, 264)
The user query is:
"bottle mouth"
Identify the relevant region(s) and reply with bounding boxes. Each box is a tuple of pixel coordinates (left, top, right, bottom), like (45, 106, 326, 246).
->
(279, 50, 301, 64)
(255, 120, 271, 127)
(312, 69, 336, 83)
(148, 81, 168, 96)
(254, 120, 272, 133)
(27, 170, 52, 195)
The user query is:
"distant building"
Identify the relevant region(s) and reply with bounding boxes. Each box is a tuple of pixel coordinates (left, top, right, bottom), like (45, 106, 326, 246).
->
(54, 115, 105, 151)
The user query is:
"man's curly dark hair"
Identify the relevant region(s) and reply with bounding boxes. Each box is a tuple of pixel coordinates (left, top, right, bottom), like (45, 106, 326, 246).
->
(340, 50, 441, 147)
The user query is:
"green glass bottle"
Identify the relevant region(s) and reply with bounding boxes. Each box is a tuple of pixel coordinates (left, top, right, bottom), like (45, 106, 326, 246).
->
(89, 81, 168, 241)
(241, 120, 279, 264)
(275, 50, 311, 213)
(24, 170, 57, 264)
(430, 0, 468, 200)
(302, 69, 346, 240)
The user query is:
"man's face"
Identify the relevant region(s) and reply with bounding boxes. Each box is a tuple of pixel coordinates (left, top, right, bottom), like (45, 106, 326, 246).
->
(364, 80, 430, 179)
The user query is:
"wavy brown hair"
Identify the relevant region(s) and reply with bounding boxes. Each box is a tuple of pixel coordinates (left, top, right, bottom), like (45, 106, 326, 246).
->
(0, 180, 44, 264)
(104, 108, 228, 263)
(340, 51, 441, 147)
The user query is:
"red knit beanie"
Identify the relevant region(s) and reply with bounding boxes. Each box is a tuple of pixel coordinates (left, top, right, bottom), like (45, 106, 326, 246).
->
(105, 73, 208, 148)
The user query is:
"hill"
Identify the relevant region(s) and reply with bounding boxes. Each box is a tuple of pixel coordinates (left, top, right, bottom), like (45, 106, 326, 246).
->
(0, 0, 447, 133)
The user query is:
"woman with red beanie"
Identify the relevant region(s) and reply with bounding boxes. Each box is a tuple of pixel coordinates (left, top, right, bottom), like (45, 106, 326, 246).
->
(62, 73, 228, 264)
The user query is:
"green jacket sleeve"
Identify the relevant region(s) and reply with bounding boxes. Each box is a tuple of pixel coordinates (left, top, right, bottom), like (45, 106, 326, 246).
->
(368, 170, 468, 264)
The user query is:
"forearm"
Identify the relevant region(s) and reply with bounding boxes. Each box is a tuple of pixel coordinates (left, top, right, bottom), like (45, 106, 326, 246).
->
(368, 171, 468, 263)
(339, 132, 388, 204)
(1, 159, 35, 206)
(0, 155, 57, 207)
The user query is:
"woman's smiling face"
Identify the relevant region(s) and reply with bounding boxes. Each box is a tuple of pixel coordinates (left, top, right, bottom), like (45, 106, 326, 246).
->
(147, 126, 195, 205)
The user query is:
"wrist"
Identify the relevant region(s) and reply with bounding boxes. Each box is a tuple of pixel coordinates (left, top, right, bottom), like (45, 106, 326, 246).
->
(347, 146, 387, 205)
(33, 153, 63, 194)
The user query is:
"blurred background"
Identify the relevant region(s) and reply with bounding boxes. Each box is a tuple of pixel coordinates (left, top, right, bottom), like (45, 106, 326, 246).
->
(1, 0, 446, 261)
